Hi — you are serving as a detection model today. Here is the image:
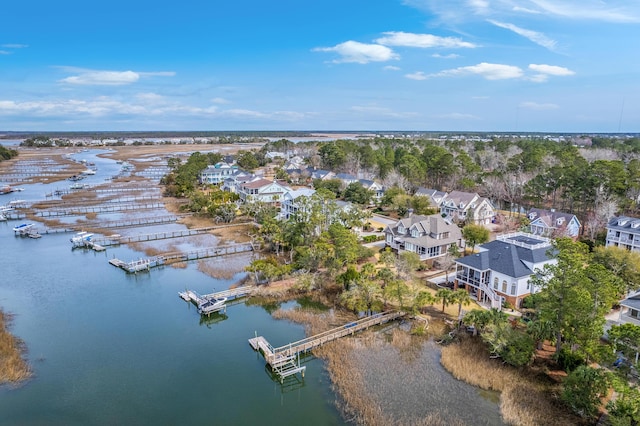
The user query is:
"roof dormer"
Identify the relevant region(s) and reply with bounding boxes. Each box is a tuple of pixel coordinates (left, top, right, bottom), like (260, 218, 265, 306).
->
(556, 217, 565, 226)
(619, 218, 629, 226)
(632, 221, 640, 229)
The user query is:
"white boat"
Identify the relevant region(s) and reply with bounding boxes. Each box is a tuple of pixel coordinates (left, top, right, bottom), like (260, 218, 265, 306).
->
(70, 231, 94, 244)
(70, 182, 88, 190)
(197, 297, 228, 315)
(81, 169, 96, 175)
(13, 223, 34, 233)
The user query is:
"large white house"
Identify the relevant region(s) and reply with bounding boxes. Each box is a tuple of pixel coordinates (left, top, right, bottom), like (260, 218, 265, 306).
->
(280, 188, 316, 219)
(237, 178, 291, 204)
(455, 232, 556, 309)
(439, 191, 495, 225)
(606, 216, 640, 252)
(199, 163, 242, 185)
(384, 214, 463, 261)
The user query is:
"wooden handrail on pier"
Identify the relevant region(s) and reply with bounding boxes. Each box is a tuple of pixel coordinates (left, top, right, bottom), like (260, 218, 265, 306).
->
(249, 311, 406, 368)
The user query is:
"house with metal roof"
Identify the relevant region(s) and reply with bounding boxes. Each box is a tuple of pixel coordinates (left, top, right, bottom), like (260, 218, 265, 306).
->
(280, 188, 316, 219)
(527, 208, 581, 238)
(455, 232, 556, 309)
(414, 187, 448, 207)
(606, 216, 640, 252)
(199, 162, 243, 185)
(384, 214, 462, 261)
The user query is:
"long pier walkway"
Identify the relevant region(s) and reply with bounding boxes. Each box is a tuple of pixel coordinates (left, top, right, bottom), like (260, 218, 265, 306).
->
(109, 243, 254, 273)
(92, 222, 254, 246)
(249, 311, 406, 381)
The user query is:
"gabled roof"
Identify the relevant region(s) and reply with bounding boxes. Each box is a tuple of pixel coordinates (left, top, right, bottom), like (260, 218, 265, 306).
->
(442, 191, 479, 208)
(528, 208, 579, 228)
(335, 173, 357, 181)
(456, 234, 553, 278)
(285, 188, 315, 200)
(607, 216, 640, 233)
(386, 214, 462, 249)
(241, 178, 280, 189)
(621, 291, 640, 311)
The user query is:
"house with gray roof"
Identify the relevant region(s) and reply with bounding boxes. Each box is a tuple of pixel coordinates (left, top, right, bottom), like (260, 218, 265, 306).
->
(606, 216, 640, 252)
(455, 232, 556, 309)
(414, 187, 447, 207)
(617, 291, 640, 325)
(527, 208, 581, 238)
(384, 214, 462, 261)
(358, 179, 384, 199)
(440, 190, 495, 225)
(237, 178, 291, 204)
(199, 162, 243, 185)
(280, 188, 316, 220)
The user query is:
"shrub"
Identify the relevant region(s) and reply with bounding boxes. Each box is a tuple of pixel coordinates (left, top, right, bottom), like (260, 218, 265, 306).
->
(556, 347, 585, 372)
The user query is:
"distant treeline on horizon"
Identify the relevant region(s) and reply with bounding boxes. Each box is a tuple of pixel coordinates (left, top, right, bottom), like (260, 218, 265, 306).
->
(1, 130, 638, 140)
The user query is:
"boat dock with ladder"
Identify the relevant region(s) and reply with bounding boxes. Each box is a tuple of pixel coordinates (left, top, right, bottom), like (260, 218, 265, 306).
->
(249, 311, 405, 382)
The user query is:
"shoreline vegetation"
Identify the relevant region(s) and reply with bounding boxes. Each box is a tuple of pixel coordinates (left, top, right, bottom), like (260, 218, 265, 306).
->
(0, 310, 32, 385)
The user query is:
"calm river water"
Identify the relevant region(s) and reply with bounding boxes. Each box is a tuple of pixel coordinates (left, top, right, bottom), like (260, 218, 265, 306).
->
(0, 144, 503, 425)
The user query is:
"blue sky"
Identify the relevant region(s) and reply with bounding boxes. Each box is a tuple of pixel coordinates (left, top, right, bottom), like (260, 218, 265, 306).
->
(1, 0, 639, 132)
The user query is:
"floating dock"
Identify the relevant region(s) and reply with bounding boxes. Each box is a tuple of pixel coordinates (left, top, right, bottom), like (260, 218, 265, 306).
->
(109, 256, 166, 273)
(249, 311, 406, 382)
(179, 285, 256, 316)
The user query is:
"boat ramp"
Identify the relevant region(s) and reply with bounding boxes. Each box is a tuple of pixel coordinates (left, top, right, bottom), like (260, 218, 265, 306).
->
(249, 311, 406, 382)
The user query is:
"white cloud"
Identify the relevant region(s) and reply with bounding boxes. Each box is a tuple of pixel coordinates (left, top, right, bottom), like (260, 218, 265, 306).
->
(1, 44, 28, 49)
(383, 65, 401, 71)
(405, 71, 428, 80)
(432, 53, 460, 59)
(519, 101, 559, 110)
(528, 64, 575, 76)
(313, 41, 398, 64)
(528, 0, 640, 23)
(435, 112, 480, 120)
(375, 31, 477, 49)
(59, 69, 175, 86)
(431, 62, 523, 80)
(0, 50, 11, 55)
(488, 20, 557, 51)
(211, 97, 231, 104)
(512, 6, 542, 15)
(467, 0, 490, 15)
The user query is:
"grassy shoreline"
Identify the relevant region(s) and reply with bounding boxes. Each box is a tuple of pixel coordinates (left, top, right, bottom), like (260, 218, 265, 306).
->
(0, 310, 32, 385)
(440, 335, 585, 426)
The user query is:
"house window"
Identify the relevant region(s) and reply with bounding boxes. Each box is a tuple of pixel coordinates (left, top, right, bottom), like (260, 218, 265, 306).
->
(630, 309, 639, 319)
(511, 282, 516, 295)
(526, 281, 530, 291)
(493, 277, 498, 289)
(501, 280, 507, 293)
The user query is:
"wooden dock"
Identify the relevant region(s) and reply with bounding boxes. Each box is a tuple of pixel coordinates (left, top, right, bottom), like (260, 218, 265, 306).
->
(249, 311, 406, 381)
(109, 243, 253, 273)
(92, 222, 254, 246)
(32, 202, 165, 217)
(109, 256, 166, 273)
(178, 285, 256, 316)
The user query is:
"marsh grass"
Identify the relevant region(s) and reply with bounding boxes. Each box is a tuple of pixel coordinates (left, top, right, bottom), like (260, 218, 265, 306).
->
(0, 311, 32, 385)
(440, 335, 584, 426)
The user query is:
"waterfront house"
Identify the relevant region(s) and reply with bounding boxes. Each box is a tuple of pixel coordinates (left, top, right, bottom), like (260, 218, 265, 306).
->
(384, 214, 462, 261)
(527, 208, 581, 238)
(439, 191, 495, 225)
(606, 216, 640, 252)
(280, 188, 316, 220)
(199, 162, 243, 185)
(237, 178, 291, 204)
(455, 232, 556, 309)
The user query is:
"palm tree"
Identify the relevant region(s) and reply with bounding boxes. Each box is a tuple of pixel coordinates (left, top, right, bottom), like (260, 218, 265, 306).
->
(452, 289, 473, 319)
(415, 290, 436, 313)
(527, 319, 554, 350)
(436, 288, 453, 312)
